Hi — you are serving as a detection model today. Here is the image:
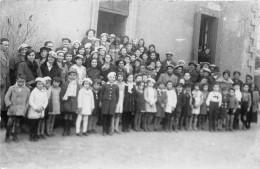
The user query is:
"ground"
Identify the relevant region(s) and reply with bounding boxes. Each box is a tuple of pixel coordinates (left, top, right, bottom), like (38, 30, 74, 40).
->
(0, 120, 260, 169)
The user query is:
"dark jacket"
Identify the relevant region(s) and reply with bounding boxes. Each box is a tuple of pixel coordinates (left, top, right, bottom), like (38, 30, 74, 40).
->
(99, 83, 119, 115)
(40, 62, 61, 80)
(9, 54, 25, 85)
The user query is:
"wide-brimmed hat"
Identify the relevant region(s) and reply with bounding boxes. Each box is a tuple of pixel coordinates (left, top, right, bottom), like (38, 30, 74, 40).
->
(147, 78, 156, 84)
(101, 33, 108, 38)
(82, 78, 93, 85)
(166, 52, 173, 56)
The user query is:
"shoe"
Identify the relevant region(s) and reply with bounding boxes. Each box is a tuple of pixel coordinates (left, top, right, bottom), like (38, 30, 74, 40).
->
(62, 131, 67, 136)
(49, 133, 55, 137)
(82, 132, 88, 136)
(108, 132, 113, 136)
(40, 135, 46, 139)
(102, 132, 107, 136)
(115, 130, 120, 134)
(92, 130, 97, 134)
(13, 136, 19, 143)
(29, 137, 34, 142)
(5, 137, 12, 143)
(34, 137, 38, 142)
(45, 133, 50, 137)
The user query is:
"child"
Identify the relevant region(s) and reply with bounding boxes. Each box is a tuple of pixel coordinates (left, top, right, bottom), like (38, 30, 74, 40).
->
(99, 72, 119, 136)
(88, 79, 101, 133)
(154, 82, 167, 131)
(4, 74, 30, 142)
(124, 55, 133, 74)
(86, 58, 101, 82)
(199, 83, 209, 130)
(134, 81, 145, 131)
(142, 73, 149, 88)
(143, 78, 157, 131)
(227, 88, 239, 131)
(46, 76, 61, 136)
(76, 78, 95, 136)
(64, 52, 73, 69)
(38, 76, 51, 139)
(191, 83, 203, 130)
(217, 88, 229, 131)
(164, 81, 177, 132)
(113, 72, 125, 133)
(233, 83, 242, 129)
(180, 83, 193, 130)
(206, 83, 222, 132)
(70, 54, 87, 85)
(27, 77, 48, 141)
(122, 74, 136, 132)
(174, 83, 185, 131)
(240, 83, 251, 130)
(248, 83, 259, 128)
(60, 68, 80, 136)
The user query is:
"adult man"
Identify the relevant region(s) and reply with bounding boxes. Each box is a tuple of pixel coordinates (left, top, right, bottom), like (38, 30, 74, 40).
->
(157, 64, 178, 87)
(162, 52, 177, 71)
(44, 41, 54, 50)
(188, 61, 198, 83)
(0, 38, 10, 128)
(9, 44, 30, 85)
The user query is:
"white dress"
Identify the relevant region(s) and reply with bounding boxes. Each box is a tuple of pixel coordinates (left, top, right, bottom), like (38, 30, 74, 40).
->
(115, 81, 125, 113)
(77, 88, 95, 115)
(192, 90, 202, 115)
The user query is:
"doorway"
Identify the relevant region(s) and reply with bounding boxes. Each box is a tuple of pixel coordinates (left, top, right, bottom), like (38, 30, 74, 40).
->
(97, 10, 127, 38)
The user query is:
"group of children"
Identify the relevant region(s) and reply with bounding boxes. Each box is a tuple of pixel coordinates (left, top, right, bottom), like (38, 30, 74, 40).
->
(3, 30, 259, 143)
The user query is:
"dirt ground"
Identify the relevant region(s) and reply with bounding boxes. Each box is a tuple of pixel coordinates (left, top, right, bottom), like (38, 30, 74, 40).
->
(0, 119, 260, 169)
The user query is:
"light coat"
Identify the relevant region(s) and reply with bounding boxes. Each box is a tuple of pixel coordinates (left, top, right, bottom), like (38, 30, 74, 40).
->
(27, 87, 48, 119)
(77, 87, 95, 115)
(0, 50, 10, 110)
(144, 87, 157, 113)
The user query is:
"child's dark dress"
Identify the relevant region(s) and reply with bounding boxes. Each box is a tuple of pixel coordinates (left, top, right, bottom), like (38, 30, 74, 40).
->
(182, 93, 192, 117)
(135, 90, 145, 113)
(155, 89, 167, 118)
(218, 94, 228, 119)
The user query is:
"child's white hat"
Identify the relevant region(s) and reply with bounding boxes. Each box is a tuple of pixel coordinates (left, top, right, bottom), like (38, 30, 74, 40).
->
(72, 41, 81, 46)
(147, 77, 156, 84)
(48, 51, 57, 59)
(82, 78, 92, 85)
(35, 77, 45, 83)
(85, 43, 92, 48)
(43, 76, 51, 82)
(107, 72, 116, 78)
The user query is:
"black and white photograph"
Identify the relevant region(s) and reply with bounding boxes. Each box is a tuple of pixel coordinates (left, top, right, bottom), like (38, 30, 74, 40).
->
(0, 0, 260, 168)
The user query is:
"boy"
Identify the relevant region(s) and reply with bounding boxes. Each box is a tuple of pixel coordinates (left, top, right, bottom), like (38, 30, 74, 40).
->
(217, 88, 229, 131)
(174, 83, 186, 131)
(233, 83, 242, 129)
(227, 88, 239, 131)
(99, 72, 119, 136)
(71, 54, 87, 85)
(4, 74, 30, 142)
(206, 83, 222, 132)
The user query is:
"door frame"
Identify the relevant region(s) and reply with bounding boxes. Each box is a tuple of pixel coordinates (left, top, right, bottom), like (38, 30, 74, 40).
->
(192, 6, 222, 65)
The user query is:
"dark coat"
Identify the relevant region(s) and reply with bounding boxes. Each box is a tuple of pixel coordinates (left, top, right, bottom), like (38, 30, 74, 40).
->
(176, 92, 186, 113)
(17, 62, 42, 86)
(0, 51, 10, 110)
(92, 90, 100, 116)
(155, 89, 167, 118)
(123, 84, 136, 112)
(161, 59, 177, 71)
(134, 90, 145, 113)
(40, 62, 61, 80)
(86, 67, 101, 82)
(60, 81, 80, 113)
(100, 83, 119, 115)
(9, 54, 25, 85)
(100, 63, 115, 82)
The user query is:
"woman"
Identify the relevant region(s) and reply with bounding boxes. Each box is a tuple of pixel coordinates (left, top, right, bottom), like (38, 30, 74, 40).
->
(100, 55, 115, 82)
(100, 33, 110, 51)
(40, 51, 61, 80)
(36, 47, 51, 65)
(81, 29, 96, 46)
(147, 44, 160, 60)
(119, 47, 127, 60)
(56, 50, 68, 84)
(138, 38, 147, 53)
(98, 46, 106, 66)
(155, 60, 164, 82)
(122, 35, 129, 47)
(18, 49, 42, 89)
(86, 58, 101, 82)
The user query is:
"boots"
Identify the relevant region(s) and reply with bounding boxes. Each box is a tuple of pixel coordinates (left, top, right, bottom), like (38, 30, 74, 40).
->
(62, 120, 68, 136)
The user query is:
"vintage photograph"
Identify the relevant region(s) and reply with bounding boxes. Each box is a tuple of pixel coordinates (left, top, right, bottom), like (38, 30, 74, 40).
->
(0, 0, 260, 168)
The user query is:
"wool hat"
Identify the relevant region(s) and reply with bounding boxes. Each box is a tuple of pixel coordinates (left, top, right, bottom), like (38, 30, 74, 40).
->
(166, 52, 173, 56)
(147, 77, 156, 84)
(56, 50, 64, 56)
(82, 78, 93, 85)
(202, 68, 211, 73)
(85, 43, 92, 48)
(166, 64, 175, 69)
(74, 54, 83, 60)
(48, 51, 57, 59)
(18, 44, 30, 51)
(101, 33, 108, 38)
(109, 34, 116, 38)
(35, 77, 45, 83)
(201, 62, 210, 67)
(62, 38, 71, 43)
(68, 68, 77, 75)
(107, 72, 116, 78)
(178, 60, 185, 65)
(72, 41, 81, 46)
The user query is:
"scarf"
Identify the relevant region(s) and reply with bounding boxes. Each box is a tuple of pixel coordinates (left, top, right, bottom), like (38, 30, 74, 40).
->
(27, 60, 38, 78)
(63, 80, 77, 100)
(127, 83, 134, 93)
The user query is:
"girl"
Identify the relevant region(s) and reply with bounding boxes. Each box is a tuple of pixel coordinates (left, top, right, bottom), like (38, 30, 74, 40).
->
(113, 72, 125, 133)
(154, 82, 167, 131)
(76, 46, 87, 63)
(134, 81, 145, 131)
(147, 44, 160, 60)
(64, 51, 74, 69)
(124, 55, 133, 74)
(98, 46, 106, 65)
(191, 83, 203, 130)
(155, 60, 163, 82)
(199, 83, 209, 130)
(241, 83, 252, 130)
(76, 78, 95, 136)
(119, 47, 128, 60)
(99, 72, 119, 136)
(141, 52, 149, 66)
(72, 41, 81, 55)
(144, 78, 157, 131)
(227, 88, 239, 131)
(164, 81, 177, 132)
(27, 77, 48, 141)
(115, 59, 127, 80)
(133, 58, 142, 74)
(37, 47, 51, 65)
(147, 52, 158, 66)
(93, 39, 101, 51)
(71, 54, 87, 85)
(100, 33, 110, 51)
(233, 83, 242, 130)
(40, 51, 61, 80)
(122, 35, 129, 47)
(56, 50, 68, 84)
(181, 83, 193, 130)
(216, 70, 234, 92)
(217, 88, 229, 131)
(86, 58, 101, 82)
(4, 74, 30, 143)
(81, 29, 96, 46)
(248, 84, 259, 128)
(122, 74, 136, 132)
(18, 49, 43, 90)
(46, 76, 62, 136)
(60, 68, 80, 136)
(138, 38, 147, 53)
